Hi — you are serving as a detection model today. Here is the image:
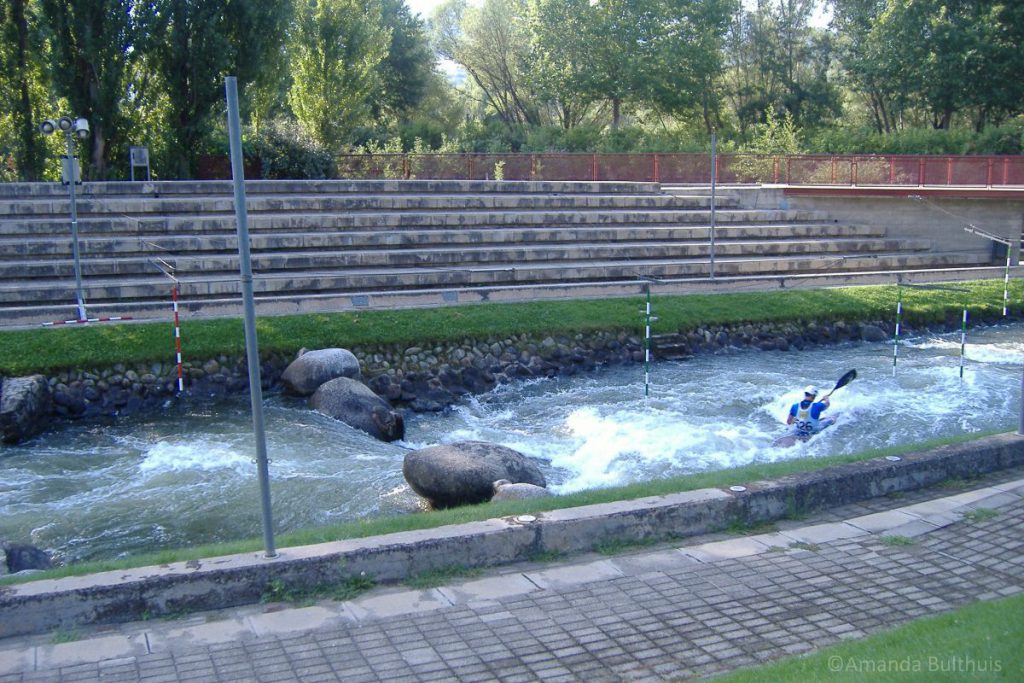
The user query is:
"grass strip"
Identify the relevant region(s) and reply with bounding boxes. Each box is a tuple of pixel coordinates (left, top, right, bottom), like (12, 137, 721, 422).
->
(0, 429, 998, 586)
(1, 280, 1019, 375)
(714, 593, 1024, 682)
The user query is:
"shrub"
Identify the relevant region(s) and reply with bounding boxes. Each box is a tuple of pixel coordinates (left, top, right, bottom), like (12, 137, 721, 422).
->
(732, 106, 803, 182)
(249, 120, 336, 179)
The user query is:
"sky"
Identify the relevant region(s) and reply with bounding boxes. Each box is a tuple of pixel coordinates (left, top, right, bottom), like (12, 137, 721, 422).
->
(405, 0, 447, 20)
(405, 0, 832, 26)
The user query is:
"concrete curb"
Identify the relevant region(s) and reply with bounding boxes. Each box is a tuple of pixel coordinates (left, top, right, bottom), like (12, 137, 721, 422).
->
(1, 432, 1022, 639)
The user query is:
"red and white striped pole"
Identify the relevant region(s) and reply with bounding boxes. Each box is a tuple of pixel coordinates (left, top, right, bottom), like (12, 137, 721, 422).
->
(173, 284, 184, 393)
(41, 316, 132, 326)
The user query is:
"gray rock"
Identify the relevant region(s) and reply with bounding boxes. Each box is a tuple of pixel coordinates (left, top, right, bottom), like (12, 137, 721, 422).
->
(491, 479, 553, 501)
(282, 348, 361, 396)
(2, 542, 52, 573)
(861, 324, 889, 342)
(310, 377, 404, 442)
(403, 441, 546, 508)
(0, 375, 53, 444)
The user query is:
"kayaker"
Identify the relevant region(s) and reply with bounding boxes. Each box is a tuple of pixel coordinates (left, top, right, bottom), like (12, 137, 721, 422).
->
(786, 385, 831, 438)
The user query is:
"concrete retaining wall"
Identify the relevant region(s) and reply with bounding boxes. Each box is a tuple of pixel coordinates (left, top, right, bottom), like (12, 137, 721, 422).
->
(1, 432, 1021, 638)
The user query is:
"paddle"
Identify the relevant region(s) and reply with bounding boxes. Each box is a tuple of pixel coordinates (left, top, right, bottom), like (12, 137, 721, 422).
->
(822, 369, 857, 400)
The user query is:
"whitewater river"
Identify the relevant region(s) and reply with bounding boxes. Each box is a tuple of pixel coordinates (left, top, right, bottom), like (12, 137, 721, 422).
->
(1, 323, 1021, 564)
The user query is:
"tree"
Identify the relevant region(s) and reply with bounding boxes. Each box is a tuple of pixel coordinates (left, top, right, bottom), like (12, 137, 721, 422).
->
(373, 0, 435, 122)
(38, 0, 137, 179)
(288, 0, 391, 147)
(831, 0, 1024, 132)
(0, 0, 45, 180)
(146, 0, 292, 178)
(723, 0, 839, 136)
(433, 0, 540, 130)
(526, 0, 599, 129)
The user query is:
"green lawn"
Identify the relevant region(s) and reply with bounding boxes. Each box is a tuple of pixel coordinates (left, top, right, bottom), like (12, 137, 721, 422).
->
(1, 280, 1019, 375)
(715, 593, 1024, 682)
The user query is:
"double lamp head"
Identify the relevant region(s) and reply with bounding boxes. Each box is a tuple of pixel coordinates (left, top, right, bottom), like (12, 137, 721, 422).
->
(40, 116, 90, 139)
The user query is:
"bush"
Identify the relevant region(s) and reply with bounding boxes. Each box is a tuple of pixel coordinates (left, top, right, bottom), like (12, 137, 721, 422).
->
(248, 120, 336, 179)
(732, 106, 803, 182)
(810, 121, 1024, 155)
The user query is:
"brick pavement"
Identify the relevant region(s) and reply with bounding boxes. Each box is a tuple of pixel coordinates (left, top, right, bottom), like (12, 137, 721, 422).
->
(1, 471, 1022, 682)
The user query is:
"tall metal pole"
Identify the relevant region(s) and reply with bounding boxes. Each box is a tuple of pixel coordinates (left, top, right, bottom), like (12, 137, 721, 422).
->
(64, 133, 86, 321)
(709, 130, 717, 280)
(226, 76, 276, 558)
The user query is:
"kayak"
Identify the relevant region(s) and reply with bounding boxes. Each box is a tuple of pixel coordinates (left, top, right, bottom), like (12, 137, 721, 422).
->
(771, 413, 839, 448)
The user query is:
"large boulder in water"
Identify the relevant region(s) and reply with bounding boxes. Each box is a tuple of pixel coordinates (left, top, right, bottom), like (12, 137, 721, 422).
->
(282, 348, 361, 396)
(2, 541, 52, 573)
(0, 375, 52, 444)
(311, 377, 404, 442)
(403, 441, 546, 508)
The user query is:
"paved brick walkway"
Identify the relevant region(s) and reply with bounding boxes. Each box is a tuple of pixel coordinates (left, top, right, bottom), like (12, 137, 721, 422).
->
(1, 471, 1022, 682)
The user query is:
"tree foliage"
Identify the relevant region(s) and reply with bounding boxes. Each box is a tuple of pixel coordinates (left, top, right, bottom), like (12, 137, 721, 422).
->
(288, 0, 391, 147)
(1, 0, 1022, 181)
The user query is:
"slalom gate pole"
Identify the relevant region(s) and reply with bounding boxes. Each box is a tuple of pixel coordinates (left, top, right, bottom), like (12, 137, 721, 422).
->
(172, 283, 184, 393)
(892, 282, 902, 377)
(644, 284, 652, 398)
(1003, 248, 1011, 317)
(960, 305, 968, 380)
(41, 316, 131, 326)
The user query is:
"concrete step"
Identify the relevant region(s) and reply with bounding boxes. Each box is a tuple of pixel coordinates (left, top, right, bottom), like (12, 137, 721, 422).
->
(0, 179, 667, 199)
(0, 192, 740, 218)
(0, 238, 935, 280)
(0, 208, 823, 238)
(0, 251, 992, 306)
(0, 224, 887, 258)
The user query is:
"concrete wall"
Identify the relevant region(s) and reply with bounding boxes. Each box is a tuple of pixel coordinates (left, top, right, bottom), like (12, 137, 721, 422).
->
(1, 432, 1021, 638)
(771, 190, 1024, 263)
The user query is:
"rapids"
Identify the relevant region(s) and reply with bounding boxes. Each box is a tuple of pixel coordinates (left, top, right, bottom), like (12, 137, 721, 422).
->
(1, 322, 1021, 563)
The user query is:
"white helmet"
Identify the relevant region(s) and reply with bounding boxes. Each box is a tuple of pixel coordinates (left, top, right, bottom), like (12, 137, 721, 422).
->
(803, 385, 818, 397)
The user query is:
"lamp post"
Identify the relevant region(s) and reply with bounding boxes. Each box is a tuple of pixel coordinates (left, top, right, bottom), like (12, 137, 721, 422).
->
(40, 116, 90, 321)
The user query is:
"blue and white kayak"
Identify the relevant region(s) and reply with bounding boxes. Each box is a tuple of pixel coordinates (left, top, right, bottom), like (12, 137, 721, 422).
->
(771, 413, 839, 449)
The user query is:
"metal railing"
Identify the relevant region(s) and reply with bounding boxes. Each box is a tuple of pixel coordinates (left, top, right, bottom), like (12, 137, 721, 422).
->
(332, 152, 1024, 187)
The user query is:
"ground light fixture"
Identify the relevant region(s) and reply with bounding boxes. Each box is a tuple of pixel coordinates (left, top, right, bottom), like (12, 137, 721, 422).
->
(39, 115, 90, 321)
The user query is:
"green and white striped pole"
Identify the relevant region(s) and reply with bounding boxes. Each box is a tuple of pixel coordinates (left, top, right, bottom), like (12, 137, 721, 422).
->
(1003, 247, 1011, 316)
(959, 305, 968, 380)
(892, 282, 902, 377)
(644, 284, 652, 398)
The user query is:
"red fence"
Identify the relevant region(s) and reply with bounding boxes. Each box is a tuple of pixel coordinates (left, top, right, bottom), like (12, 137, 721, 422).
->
(335, 153, 1024, 187)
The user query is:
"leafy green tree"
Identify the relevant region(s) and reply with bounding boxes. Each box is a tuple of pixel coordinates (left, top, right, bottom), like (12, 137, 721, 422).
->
(288, 0, 391, 147)
(37, 0, 138, 178)
(373, 0, 435, 122)
(433, 0, 540, 130)
(146, 0, 291, 178)
(832, 0, 1024, 133)
(529, 0, 737, 132)
(723, 0, 839, 136)
(0, 0, 46, 180)
(526, 0, 599, 129)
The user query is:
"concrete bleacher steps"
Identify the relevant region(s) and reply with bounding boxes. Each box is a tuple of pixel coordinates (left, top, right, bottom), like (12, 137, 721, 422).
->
(0, 180, 1000, 326)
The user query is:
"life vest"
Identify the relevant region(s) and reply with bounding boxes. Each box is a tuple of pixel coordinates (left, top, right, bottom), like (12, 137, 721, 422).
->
(793, 401, 820, 436)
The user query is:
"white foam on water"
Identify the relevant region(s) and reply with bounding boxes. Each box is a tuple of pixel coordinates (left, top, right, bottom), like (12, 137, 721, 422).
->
(138, 440, 252, 474)
(545, 406, 767, 493)
(906, 337, 1024, 364)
